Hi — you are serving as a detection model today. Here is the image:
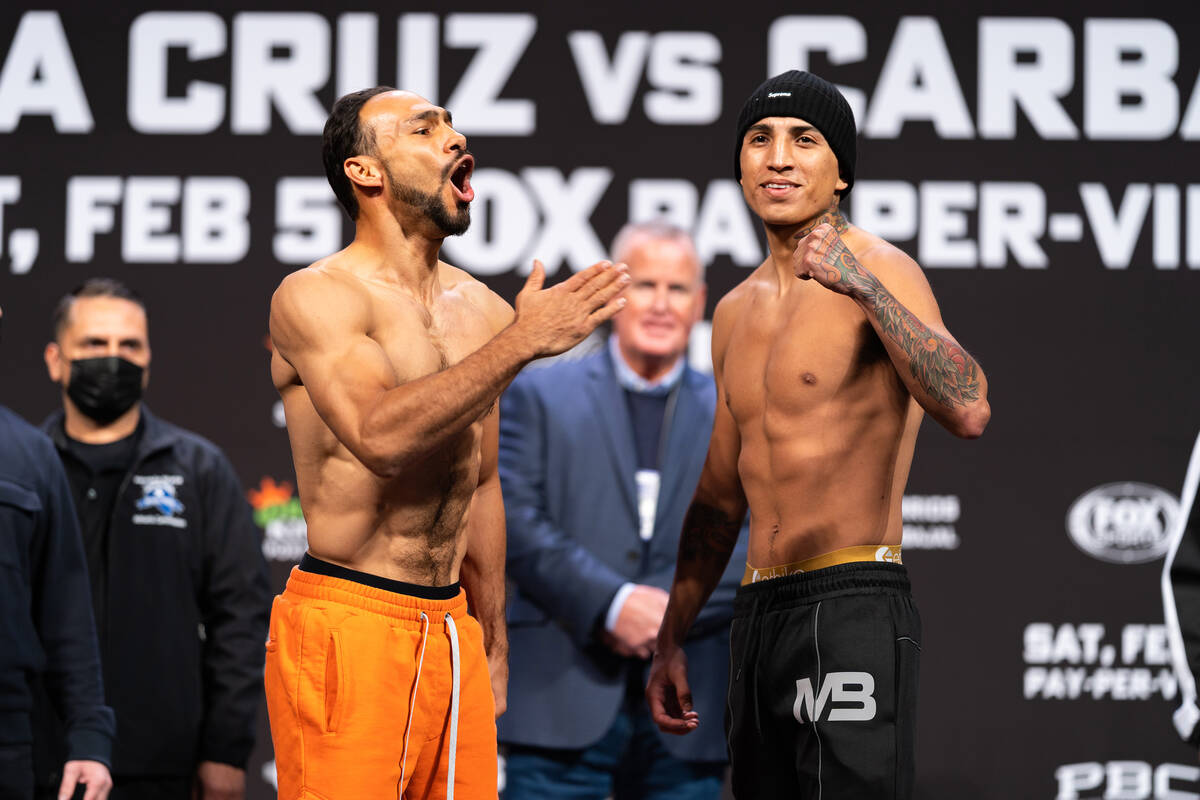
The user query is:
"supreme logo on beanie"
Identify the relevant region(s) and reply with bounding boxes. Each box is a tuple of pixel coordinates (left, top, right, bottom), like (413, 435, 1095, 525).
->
(733, 70, 857, 196)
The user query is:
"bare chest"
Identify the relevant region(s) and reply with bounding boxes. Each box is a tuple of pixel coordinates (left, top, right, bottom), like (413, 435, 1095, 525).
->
(371, 292, 495, 383)
(723, 288, 891, 425)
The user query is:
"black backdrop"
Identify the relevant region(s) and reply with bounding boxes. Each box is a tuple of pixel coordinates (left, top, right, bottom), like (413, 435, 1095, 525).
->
(2, 2, 1199, 797)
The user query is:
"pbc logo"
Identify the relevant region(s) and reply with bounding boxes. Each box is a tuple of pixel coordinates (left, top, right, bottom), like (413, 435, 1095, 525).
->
(1066, 483, 1179, 564)
(793, 672, 876, 723)
(1055, 761, 1199, 799)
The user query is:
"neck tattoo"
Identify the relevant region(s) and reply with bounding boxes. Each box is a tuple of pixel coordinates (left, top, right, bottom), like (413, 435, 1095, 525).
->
(796, 206, 849, 238)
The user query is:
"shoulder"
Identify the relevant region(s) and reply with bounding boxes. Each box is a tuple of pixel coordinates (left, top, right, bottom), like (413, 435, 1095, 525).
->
(0, 404, 37, 441)
(711, 281, 743, 329)
(713, 262, 774, 322)
(846, 226, 925, 283)
(441, 263, 514, 333)
(166, 430, 244, 496)
(141, 411, 233, 478)
(0, 410, 69, 508)
(0, 406, 57, 479)
(150, 414, 223, 461)
(271, 259, 372, 328)
(273, 256, 351, 302)
(844, 225, 943, 318)
(710, 268, 765, 348)
(269, 261, 375, 356)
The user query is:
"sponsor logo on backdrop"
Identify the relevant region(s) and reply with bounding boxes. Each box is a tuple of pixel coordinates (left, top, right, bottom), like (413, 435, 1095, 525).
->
(1067, 483, 1179, 564)
(901, 494, 960, 550)
(1023, 623, 1176, 701)
(131, 474, 187, 528)
(1055, 761, 1200, 799)
(248, 477, 307, 562)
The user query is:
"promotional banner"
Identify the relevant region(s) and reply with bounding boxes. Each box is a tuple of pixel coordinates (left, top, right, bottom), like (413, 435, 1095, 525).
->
(2, 2, 1198, 796)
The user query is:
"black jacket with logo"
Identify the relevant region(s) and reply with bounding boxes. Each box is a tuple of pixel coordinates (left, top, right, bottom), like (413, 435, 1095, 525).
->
(39, 407, 271, 777)
(0, 405, 114, 763)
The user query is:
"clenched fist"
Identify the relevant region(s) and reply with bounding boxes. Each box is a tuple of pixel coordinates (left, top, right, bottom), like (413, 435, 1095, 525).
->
(793, 222, 863, 296)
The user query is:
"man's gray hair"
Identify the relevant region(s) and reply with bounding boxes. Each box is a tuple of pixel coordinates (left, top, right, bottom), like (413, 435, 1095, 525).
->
(609, 220, 705, 283)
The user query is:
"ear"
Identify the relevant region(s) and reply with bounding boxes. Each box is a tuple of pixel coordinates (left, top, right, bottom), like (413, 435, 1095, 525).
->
(735, 143, 748, 190)
(344, 156, 382, 190)
(693, 284, 708, 324)
(44, 342, 64, 383)
(835, 175, 848, 193)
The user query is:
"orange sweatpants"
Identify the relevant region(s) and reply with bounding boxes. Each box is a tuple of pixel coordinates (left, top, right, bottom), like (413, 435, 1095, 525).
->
(265, 566, 497, 800)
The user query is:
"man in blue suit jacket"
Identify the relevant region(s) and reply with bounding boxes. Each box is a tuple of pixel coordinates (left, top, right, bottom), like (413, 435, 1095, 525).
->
(498, 222, 747, 799)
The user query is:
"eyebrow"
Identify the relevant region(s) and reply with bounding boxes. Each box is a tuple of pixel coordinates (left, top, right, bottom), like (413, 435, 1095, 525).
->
(407, 108, 452, 127)
(79, 335, 144, 345)
(747, 123, 818, 138)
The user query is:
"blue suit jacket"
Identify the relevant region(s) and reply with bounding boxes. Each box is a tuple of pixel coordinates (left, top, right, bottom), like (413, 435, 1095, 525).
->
(497, 349, 747, 762)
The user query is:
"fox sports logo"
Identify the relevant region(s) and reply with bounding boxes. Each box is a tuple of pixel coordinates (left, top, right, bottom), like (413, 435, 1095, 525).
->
(1066, 483, 1179, 564)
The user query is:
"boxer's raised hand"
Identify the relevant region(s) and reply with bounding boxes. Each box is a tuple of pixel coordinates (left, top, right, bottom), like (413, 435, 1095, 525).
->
(793, 222, 873, 297)
(513, 259, 629, 356)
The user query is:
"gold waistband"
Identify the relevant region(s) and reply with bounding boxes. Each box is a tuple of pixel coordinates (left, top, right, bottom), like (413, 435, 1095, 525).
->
(742, 545, 902, 585)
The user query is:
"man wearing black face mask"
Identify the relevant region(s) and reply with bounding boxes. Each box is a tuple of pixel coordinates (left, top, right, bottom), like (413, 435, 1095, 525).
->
(36, 279, 271, 800)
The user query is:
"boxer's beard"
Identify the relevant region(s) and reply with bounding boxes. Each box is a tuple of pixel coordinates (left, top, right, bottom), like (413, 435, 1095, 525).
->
(384, 162, 470, 236)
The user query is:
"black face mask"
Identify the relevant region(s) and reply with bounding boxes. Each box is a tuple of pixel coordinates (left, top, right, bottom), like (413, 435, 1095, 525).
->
(66, 356, 145, 424)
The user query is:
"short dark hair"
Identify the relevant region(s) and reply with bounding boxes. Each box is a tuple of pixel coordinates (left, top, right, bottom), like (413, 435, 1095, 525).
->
(52, 278, 147, 340)
(323, 86, 397, 220)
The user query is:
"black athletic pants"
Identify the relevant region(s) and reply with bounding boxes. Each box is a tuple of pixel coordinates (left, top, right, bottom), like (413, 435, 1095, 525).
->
(726, 562, 921, 799)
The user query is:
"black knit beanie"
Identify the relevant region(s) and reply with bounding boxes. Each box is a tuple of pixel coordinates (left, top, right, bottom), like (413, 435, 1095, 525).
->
(733, 70, 857, 196)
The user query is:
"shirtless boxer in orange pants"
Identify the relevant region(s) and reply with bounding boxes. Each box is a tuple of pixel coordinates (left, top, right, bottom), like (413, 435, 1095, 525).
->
(264, 86, 628, 799)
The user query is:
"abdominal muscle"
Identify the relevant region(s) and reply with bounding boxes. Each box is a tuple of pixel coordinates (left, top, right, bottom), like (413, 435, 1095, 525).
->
(282, 386, 481, 586)
(737, 390, 922, 568)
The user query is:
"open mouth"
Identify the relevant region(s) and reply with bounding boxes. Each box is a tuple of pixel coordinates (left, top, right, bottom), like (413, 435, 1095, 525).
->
(449, 155, 475, 203)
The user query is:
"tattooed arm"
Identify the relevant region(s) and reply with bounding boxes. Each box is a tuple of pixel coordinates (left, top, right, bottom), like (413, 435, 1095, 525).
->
(795, 218, 991, 439)
(648, 295, 748, 734)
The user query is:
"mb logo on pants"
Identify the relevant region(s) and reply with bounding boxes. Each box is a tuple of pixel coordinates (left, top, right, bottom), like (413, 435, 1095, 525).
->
(793, 672, 877, 723)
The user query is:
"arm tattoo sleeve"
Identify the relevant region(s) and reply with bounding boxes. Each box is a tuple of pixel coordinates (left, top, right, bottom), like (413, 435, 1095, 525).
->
(813, 235, 982, 409)
(677, 502, 742, 564)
